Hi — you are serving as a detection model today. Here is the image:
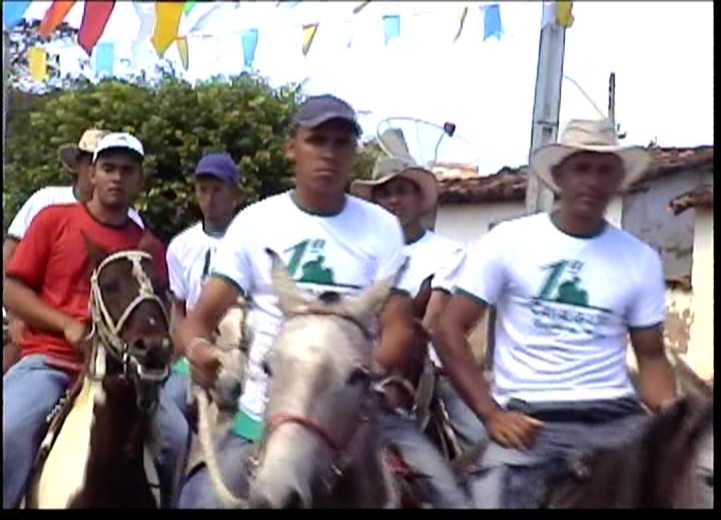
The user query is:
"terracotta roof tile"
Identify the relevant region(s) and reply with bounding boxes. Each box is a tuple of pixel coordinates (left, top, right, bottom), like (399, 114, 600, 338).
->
(438, 146, 714, 204)
(668, 184, 714, 215)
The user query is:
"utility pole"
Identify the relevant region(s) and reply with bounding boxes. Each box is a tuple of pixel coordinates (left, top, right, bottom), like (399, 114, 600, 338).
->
(525, 2, 569, 215)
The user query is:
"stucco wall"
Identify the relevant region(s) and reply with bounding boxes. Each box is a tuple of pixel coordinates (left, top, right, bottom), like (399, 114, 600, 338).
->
(686, 209, 714, 380)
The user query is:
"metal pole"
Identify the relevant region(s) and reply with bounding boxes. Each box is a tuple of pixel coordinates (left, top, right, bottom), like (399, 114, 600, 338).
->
(608, 72, 616, 130)
(525, 2, 569, 215)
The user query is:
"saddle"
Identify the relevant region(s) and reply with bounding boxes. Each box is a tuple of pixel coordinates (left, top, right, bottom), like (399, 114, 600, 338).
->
(30, 359, 86, 475)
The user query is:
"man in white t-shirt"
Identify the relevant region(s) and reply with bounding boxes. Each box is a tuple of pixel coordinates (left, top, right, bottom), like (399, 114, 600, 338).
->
(352, 157, 487, 454)
(434, 119, 677, 508)
(2, 129, 144, 372)
(164, 153, 241, 416)
(173, 95, 469, 508)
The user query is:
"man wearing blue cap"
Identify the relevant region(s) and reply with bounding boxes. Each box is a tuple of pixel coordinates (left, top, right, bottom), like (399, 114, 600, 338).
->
(164, 153, 241, 418)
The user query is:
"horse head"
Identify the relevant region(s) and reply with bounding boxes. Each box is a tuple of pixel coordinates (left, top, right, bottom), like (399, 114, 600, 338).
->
(82, 232, 172, 412)
(544, 395, 714, 508)
(247, 249, 394, 508)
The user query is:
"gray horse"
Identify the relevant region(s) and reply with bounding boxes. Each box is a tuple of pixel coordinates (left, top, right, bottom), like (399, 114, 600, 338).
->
(246, 250, 401, 508)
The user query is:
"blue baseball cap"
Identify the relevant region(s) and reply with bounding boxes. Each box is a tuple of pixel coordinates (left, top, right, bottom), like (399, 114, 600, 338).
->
(194, 153, 238, 184)
(292, 94, 362, 137)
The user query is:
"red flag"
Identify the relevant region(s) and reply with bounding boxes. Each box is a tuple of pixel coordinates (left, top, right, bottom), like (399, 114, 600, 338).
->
(38, 0, 76, 37)
(78, 1, 116, 55)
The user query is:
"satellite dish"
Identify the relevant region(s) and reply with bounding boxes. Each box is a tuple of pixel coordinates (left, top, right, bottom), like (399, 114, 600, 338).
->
(375, 117, 482, 171)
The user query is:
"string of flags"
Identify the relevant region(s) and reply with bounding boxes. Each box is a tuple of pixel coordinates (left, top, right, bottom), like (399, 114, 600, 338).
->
(4, 1, 574, 82)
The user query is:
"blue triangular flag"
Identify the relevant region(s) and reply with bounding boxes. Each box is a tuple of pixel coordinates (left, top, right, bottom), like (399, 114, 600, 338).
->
(483, 4, 503, 41)
(94, 42, 115, 78)
(241, 28, 259, 69)
(3, 1, 31, 30)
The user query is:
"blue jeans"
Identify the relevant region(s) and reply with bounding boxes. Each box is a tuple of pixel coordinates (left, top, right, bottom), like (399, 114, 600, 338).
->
(466, 402, 649, 508)
(179, 432, 254, 508)
(435, 375, 488, 452)
(377, 408, 472, 508)
(3, 354, 190, 509)
(163, 371, 192, 422)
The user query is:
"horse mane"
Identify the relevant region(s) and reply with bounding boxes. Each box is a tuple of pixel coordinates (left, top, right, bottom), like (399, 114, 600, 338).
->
(543, 396, 714, 508)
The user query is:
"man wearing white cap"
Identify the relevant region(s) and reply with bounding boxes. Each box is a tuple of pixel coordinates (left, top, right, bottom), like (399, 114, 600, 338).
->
(3, 133, 188, 509)
(2, 129, 144, 372)
(434, 119, 676, 508)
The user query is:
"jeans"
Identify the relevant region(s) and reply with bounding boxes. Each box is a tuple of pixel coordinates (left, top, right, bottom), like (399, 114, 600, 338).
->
(377, 408, 472, 508)
(163, 371, 192, 422)
(466, 400, 650, 508)
(179, 433, 254, 509)
(434, 375, 488, 452)
(2, 354, 190, 509)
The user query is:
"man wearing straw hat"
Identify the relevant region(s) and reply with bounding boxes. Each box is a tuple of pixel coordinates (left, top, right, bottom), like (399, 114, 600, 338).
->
(351, 158, 488, 452)
(2, 129, 144, 372)
(434, 119, 676, 508)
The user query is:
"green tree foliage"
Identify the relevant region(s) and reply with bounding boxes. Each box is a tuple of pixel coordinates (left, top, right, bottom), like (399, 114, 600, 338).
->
(4, 72, 385, 243)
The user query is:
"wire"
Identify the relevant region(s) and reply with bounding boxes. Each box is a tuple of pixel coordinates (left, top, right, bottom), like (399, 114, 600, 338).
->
(562, 75, 608, 120)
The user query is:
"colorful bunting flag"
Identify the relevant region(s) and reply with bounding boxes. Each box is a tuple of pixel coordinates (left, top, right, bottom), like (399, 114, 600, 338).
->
(183, 2, 198, 15)
(352, 1, 372, 15)
(382, 15, 400, 46)
(78, 1, 115, 55)
(555, 1, 574, 28)
(482, 4, 503, 41)
(454, 6, 469, 43)
(39, 1, 76, 37)
(276, 1, 301, 8)
(131, 2, 155, 69)
(302, 23, 318, 56)
(242, 29, 259, 69)
(28, 47, 47, 81)
(3, 1, 32, 30)
(176, 37, 189, 70)
(151, 2, 185, 57)
(94, 42, 114, 77)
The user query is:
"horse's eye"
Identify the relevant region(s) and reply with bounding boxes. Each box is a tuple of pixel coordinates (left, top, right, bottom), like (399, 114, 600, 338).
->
(261, 360, 272, 377)
(347, 367, 370, 386)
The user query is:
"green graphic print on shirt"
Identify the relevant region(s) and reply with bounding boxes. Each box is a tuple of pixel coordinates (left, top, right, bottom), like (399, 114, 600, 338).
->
(530, 260, 612, 336)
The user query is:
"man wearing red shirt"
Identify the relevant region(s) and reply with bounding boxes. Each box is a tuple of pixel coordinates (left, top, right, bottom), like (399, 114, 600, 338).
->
(2, 133, 189, 509)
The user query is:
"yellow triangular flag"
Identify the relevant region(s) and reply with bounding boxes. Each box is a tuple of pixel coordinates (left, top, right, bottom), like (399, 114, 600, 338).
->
(176, 37, 189, 70)
(302, 23, 319, 56)
(151, 2, 185, 57)
(555, 1, 574, 28)
(28, 47, 48, 81)
(453, 6, 469, 43)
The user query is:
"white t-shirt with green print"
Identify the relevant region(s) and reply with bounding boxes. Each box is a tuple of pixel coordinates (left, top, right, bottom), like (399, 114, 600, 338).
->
(455, 212, 666, 407)
(209, 190, 406, 440)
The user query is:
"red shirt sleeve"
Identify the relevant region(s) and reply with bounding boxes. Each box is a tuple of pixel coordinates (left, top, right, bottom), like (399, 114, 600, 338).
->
(5, 206, 57, 290)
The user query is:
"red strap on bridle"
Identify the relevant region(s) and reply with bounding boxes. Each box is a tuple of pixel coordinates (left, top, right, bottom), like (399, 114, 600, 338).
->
(265, 412, 342, 453)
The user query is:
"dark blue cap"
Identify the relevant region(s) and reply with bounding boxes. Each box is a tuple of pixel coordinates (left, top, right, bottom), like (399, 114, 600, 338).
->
(293, 94, 362, 136)
(194, 153, 238, 184)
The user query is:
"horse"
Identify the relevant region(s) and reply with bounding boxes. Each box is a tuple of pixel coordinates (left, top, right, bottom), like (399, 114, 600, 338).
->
(239, 249, 407, 508)
(23, 234, 173, 509)
(542, 394, 714, 508)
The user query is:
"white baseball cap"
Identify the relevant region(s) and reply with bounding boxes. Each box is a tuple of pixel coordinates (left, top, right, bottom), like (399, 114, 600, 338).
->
(92, 132, 145, 163)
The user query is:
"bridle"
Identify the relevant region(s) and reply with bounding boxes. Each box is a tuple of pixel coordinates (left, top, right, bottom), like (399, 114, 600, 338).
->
(87, 250, 171, 408)
(248, 306, 379, 495)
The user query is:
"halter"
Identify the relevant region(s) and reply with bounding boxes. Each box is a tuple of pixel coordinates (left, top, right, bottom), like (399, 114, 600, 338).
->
(88, 250, 171, 388)
(248, 307, 379, 495)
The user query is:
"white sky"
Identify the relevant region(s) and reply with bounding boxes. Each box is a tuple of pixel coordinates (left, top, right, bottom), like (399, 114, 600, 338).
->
(22, 1, 715, 175)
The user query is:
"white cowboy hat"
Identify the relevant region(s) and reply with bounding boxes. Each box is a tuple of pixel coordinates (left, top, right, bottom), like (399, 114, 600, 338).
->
(530, 119, 652, 193)
(350, 156, 438, 214)
(58, 128, 110, 173)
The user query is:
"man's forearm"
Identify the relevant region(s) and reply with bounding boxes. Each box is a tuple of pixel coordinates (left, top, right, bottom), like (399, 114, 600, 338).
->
(637, 353, 676, 413)
(2, 239, 19, 278)
(3, 277, 73, 335)
(434, 324, 501, 422)
(174, 312, 215, 358)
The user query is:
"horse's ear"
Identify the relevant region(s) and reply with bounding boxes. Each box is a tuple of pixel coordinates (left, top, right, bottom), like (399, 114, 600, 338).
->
(345, 276, 394, 327)
(266, 248, 308, 315)
(81, 232, 109, 273)
(414, 275, 433, 314)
